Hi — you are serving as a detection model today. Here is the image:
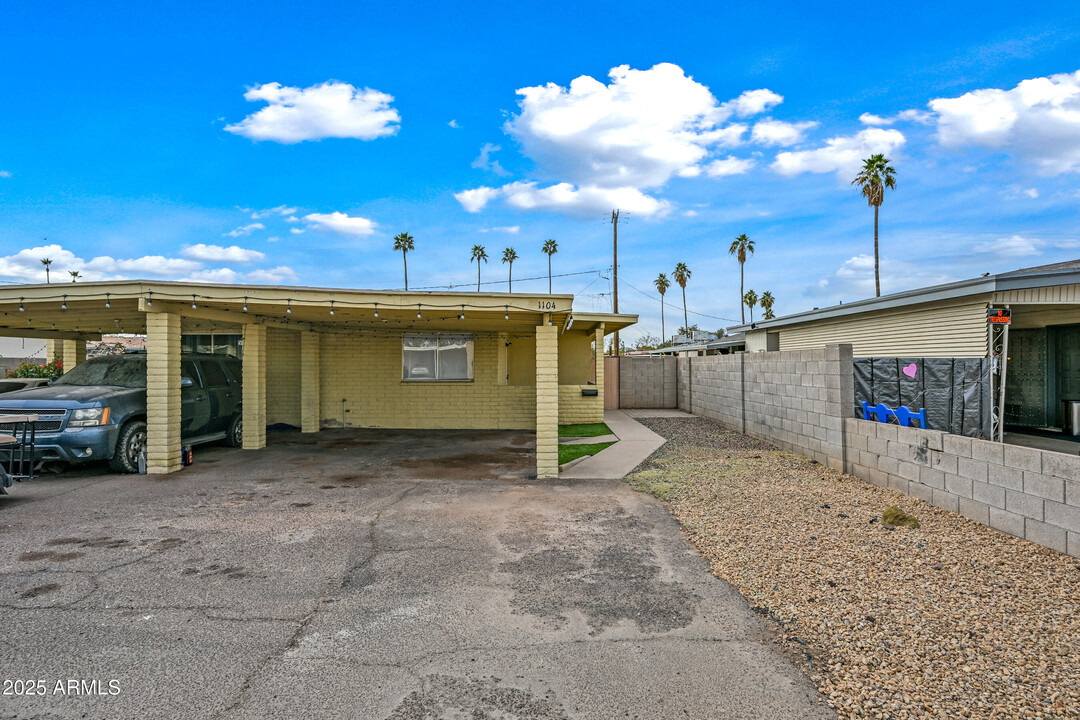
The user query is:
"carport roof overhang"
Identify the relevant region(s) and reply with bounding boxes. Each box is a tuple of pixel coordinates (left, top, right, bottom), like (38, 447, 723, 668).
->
(0, 280, 636, 338)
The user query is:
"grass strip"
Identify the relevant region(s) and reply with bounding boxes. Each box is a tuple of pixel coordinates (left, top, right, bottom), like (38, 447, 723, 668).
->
(558, 442, 614, 465)
(558, 423, 612, 438)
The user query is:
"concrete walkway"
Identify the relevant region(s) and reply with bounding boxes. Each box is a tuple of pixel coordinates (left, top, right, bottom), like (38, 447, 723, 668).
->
(560, 410, 668, 479)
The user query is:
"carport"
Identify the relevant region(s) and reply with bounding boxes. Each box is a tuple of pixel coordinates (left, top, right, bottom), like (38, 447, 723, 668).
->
(0, 281, 635, 478)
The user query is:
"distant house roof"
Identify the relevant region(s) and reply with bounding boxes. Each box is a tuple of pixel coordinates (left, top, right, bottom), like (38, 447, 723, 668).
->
(728, 258, 1080, 334)
(632, 333, 746, 355)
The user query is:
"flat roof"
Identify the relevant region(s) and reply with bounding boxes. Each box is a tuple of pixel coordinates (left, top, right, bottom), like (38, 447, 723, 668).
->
(728, 258, 1080, 333)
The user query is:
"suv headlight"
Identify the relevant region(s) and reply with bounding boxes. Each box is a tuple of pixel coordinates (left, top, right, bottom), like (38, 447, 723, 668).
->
(70, 407, 109, 427)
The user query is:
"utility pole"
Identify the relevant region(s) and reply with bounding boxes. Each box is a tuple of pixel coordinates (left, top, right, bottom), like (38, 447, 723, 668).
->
(611, 209, 620, 356)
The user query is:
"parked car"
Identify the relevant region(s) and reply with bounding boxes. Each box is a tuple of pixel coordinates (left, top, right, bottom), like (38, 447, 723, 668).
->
(0, 378, 52, 394)
(0, 353, 243, 473)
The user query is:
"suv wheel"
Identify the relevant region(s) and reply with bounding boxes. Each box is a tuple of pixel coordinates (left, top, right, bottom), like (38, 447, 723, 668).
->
(110, 420, 147, 474)
(225, 414, 243, 447)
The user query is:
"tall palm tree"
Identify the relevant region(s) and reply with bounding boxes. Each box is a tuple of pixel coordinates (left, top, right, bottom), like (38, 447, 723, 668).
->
(41, 257, 52, 283)
(470, 245, 488, 292)
(654, 273, 671, 344)
(852, 154, 897, 297)
(392, 232, 415, 290)
(743, 289, 758, 323)
(728, 233, 755, 322)
(760, 291, 775, 320)
(69, 270, 81, 282)
(541, 239, 558, 293)
(501, 247, 519, 292)
(672, 263, 691, 335)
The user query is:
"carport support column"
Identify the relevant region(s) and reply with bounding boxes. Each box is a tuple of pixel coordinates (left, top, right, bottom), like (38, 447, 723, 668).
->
(536, 322, 559, 478)
(300, 331, 320, 433)
(242, 324, 267, 450)
(595, 325, 605, 403)
(61, 339, 86, 370)
(146, 311, 182, 475)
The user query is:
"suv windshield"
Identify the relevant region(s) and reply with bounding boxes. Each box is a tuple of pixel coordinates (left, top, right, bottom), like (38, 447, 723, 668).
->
(53, 356, 147, 388)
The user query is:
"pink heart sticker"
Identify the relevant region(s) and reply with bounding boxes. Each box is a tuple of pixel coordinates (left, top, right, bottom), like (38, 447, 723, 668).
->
(902, 363, 918, 378)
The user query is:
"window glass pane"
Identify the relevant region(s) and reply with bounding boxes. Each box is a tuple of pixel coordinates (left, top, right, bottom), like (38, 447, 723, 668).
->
(437, 334, 473, 380)
(195, 334, 214, 354)
(403, 334, 438, 380)
(198, 360, 230, 387)
(181, 360, 202, 387)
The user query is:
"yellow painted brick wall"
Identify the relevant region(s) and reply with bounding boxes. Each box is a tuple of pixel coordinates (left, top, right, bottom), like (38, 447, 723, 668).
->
(535, 325, 559, 478)
(558, 330, 593, 384)
(318, 330, 536, 430)
(558, 386, 603, 423)
(242, 324, 267, 449)
(266, 327, 301, 426)
(146, 312, 181, 474)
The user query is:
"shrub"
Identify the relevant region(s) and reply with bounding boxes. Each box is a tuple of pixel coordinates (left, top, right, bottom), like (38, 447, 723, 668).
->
(882, 505, 920, 529)
(6, 360, 63, 379)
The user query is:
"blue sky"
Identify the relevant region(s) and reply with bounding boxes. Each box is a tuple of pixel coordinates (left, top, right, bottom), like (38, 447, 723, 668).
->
(2, 0, 1080, 342)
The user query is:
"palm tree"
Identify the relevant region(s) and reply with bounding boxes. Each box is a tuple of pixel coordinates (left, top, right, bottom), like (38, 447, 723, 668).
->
(743, 289, 758, 323)
(392, 232, 415, 290)
(852, 154, 897, 297)
(541, 239, 558, 293)
(470, 244, 488, 292)
(672, 263, 691, 335)
(501, 247, 519, 292)
(728, 233, 755, 322)
(760, 291, 775, 320)
(654, 273, 671, 344)
(41, 257, 52, 283)
(760, 291, 777, 319)
(69, 270, 81, 282)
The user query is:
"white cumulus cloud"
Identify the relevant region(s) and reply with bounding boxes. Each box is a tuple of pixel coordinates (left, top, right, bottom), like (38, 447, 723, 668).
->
(454, 186, 501, 213)
(501, 182, 671, 217)
(182, 244, 266, 263)
(250, 205, 298, 219)
(772, 128, 906, 177)
(225, 81, 400, 144)
(0, 170, 11, 178)
(972, 235, 1045, 257)
(479, 226, 520, 234)
(810, 254, 954, 300)
(223, 222, 264, 237)
(751, 119, 818, 146)
(247, 266, 299, 283)
(721, 89, 784, 117)
(705, 156, 755, 176)
(303, 211, 377, 237)
(928, 69, 1080, 174)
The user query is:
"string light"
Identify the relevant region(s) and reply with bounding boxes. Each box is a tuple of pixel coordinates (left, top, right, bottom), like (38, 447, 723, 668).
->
(192, 295, 197, 309)
(373, 303, 378, 318)
(329, 301, 335, 316)
(18, 298, 23, 312)
(243, 297, 248, 312)
(286, 299, 292, 314)
(416, 304, 422, 319)
(505, 305, 509, 320)
(146, 292, 152, 307)
(61, 296, 67, 311)
(105, 293, 110, 308)
(459, 305, 465, 320)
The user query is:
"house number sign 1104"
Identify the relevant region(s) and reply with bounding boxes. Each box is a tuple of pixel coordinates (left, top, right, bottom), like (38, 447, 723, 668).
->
(537, 301, 558, 310)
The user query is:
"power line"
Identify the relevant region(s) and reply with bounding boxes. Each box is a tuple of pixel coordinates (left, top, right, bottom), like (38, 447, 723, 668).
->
(621, 278, 742, 325)
(406, 268, 602, 291)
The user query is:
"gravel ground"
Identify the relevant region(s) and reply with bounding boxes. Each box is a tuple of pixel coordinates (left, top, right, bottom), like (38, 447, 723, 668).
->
(628, 415, 1080, 720)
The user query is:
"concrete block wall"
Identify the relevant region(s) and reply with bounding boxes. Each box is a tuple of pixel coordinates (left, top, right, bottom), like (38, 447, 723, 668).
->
(266, 327, 301, 426)
(679, 346, 853, 471)
(845, 418, 1080, 557)
(618, 357, 677, 408)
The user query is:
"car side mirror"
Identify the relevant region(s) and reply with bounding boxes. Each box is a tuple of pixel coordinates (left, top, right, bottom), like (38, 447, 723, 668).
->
(180, 377, 194, 389)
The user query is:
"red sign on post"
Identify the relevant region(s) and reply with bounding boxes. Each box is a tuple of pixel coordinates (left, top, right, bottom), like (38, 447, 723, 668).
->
(988, 308, 1012, 324)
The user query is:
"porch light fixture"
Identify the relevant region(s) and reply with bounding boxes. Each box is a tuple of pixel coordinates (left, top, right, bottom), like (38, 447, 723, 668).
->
(105, 293, 110, 308)
(373, 303, 379, 318)
(61, 296, 67, 311)
(18, 298, 23, 312)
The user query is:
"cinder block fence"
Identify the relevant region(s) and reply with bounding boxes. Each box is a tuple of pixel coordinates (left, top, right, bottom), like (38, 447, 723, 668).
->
(627, 345, 1080, 558)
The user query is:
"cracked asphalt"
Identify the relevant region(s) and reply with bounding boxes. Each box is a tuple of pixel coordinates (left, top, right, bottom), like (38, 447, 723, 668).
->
(1, 428, 831, 719)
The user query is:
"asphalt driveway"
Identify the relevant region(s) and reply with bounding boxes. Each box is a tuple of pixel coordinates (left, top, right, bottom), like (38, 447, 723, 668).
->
(1, 428, 830, 719)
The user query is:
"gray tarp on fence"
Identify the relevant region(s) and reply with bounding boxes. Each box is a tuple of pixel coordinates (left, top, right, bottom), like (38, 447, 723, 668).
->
(853, 357, 992, 438)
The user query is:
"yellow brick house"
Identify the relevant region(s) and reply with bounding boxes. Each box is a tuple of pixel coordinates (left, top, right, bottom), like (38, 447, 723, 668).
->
(3, 281, 636, 478)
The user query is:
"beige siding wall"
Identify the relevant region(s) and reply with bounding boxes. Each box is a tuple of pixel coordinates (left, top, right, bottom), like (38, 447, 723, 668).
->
(778, 299, 991, 357)
(994, 284, 1080, 304)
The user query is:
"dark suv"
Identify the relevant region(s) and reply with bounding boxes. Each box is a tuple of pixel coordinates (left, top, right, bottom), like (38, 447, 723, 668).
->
(0, 352, 243, 473)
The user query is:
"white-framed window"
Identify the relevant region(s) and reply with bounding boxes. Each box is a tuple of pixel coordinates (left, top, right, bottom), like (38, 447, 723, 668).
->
(402, 333, 474, 381)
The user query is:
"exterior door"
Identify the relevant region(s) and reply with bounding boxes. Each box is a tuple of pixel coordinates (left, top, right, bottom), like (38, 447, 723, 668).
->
(1004, 329, 1048, 427)
(1054, 324, 1080, 428)
(198, 359, 239, 433)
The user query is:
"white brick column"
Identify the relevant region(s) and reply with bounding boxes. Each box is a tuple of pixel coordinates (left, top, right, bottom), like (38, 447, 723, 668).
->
(536, 323, 559, 478)
(300, 331, 320, 433)
(146, 312, 182, 474)
(243, 324, 267, 450)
